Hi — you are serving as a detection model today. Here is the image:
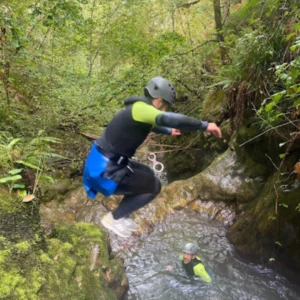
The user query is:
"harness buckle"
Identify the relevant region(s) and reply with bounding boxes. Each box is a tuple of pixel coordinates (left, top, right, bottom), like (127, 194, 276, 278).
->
(127, 165, 134, 173)
(117, 156, 124, 165)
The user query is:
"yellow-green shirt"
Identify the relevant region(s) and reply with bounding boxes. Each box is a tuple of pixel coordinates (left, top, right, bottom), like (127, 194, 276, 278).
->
(180, 255, 212, 283)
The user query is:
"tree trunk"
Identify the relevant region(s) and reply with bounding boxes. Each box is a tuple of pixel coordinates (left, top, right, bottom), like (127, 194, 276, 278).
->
(213, 0, 226, 63)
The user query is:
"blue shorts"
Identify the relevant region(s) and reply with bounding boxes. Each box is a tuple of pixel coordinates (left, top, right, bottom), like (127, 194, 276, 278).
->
(83, 143, 118, 199)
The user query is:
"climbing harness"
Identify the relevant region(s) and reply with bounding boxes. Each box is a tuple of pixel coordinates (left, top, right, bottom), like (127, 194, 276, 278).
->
(147, 152, 164, 173)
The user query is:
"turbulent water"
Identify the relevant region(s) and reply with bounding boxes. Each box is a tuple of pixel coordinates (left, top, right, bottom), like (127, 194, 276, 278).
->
(114, 209, 300, 300)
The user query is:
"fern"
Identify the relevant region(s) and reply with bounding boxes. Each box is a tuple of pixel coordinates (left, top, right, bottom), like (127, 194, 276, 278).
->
(0, 131, 64, 192)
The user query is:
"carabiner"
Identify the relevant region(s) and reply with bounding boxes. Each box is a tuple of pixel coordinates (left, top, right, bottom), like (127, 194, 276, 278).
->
(153, 161, 164, 173)
(147, 152, 164, 173)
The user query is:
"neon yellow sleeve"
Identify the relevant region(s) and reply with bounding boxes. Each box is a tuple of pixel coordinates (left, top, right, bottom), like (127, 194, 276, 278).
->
(132, 101, 163, 126)
(193, 263, 212, 283)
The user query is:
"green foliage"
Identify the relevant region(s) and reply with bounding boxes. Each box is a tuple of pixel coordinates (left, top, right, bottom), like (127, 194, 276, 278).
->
(0, 130, 62, 193)
(211, 0, 300, 131)
(0, 173, 22, 183)
(0, 0, 297, 136)
(0, 0, 218, 143)
(219, 28, 285, 88)
(0, 172, 23, 193)
(258, 32, 300, 131)
(0, 130, 61, 168)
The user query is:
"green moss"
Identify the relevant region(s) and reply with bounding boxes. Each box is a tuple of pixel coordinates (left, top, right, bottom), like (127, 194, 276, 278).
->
(0, 190, 43, 245)
(229, 173, 300, 276)
(51, 222, 110, 265)
(0, 223, 127, 300)
(201, 89, 226, 123)
(0, 249, 10, 263)
(15, 241, 31, 251)
(0, 237, 45, 300)
(0, 187, 24, 214)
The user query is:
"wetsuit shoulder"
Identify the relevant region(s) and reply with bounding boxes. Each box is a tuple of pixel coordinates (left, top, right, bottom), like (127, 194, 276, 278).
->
(132, 101, 163, 126)
(193, 262, 212, 283)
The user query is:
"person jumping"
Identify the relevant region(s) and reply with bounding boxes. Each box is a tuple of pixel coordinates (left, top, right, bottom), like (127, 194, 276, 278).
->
(83, 77, 222, 237)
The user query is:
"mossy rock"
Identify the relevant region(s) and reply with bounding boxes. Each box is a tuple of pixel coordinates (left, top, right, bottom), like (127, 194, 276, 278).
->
(164, 130, 228, 182)
(201, 89, 227, 123)
(0, 223, 128, 300)
(0, 188, 44, 245)
(228, 174, 300, 283)
(233, 120, 282, 168)
(39, 177, 82, 203)
(180, 148, 266, 203)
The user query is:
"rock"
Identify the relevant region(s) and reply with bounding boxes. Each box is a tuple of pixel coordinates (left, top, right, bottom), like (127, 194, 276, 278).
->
(0, 186, 128, 299)
(228, 175, 300, 284)
(188, 199, 236, 225)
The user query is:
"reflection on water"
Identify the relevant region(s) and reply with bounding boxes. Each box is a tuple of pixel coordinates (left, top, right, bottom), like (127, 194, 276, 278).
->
(120, 209, 300, 300)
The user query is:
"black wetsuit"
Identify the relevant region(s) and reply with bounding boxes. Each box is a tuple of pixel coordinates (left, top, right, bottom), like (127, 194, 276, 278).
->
(95, 96, 208, 219)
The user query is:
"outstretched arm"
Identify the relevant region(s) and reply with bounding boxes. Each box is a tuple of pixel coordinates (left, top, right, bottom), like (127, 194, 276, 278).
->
(156, 112, 222, 138)
(156, 112, 208, 131)
(132, 101, 221, 138)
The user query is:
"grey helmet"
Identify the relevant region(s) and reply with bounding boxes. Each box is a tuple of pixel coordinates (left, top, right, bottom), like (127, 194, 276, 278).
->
(183, 243, 198, 255)
(144, 76, 176, 105)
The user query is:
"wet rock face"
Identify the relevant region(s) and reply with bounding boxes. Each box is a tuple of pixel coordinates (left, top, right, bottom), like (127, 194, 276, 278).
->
(40, 185, 91, 235)
(164, 132, 228, 182)
(188, 199, 236, 226)
(40, 129, 271, 239)
(228, 176, 300, 284)
(39, 153, 243, 238)
(178, 148, 266, 203)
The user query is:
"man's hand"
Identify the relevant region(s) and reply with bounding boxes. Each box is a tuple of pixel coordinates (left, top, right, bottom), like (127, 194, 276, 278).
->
(171, 128, 181, 136)
(166, 265, 173, 271)
(206, 123, 222, 138)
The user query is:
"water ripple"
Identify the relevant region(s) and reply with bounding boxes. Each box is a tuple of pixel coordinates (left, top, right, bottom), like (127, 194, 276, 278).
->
(119, 208, 300, 300)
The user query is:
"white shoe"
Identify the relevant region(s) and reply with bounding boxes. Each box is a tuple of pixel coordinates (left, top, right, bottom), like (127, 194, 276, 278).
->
(101, 212, 132, 238)
(123, 218, 139, 232)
